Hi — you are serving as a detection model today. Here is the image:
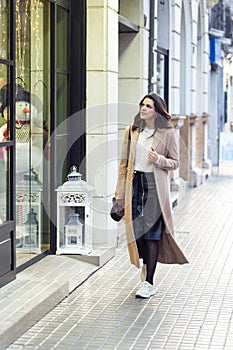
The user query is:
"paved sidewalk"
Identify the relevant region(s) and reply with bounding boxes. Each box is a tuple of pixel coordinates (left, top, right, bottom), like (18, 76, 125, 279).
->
(4, 174, 233, 350)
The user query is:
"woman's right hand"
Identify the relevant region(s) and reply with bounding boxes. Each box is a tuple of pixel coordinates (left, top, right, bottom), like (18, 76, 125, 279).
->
(116, 198, 125, 208)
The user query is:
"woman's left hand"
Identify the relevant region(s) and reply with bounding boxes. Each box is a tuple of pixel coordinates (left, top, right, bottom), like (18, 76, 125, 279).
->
(149, 147, 159, 163)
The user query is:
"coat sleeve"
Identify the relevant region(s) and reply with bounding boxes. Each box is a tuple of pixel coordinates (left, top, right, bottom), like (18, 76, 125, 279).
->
(156, 128, 179, 171)
(115, 126, 130, 200)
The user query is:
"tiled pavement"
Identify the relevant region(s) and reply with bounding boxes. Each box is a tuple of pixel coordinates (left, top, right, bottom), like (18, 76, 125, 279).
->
(4, 174, 233, 350)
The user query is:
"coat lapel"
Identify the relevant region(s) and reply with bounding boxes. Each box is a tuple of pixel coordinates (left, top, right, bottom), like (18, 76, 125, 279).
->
(152, 129, 166, 150)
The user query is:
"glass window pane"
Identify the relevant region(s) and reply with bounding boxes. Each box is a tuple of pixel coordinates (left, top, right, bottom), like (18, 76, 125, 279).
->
(56, 136, 68, 187)
(16, 0, 51, 266)
(56, 73, 68, 184)
(156, 53, 165, 99)
(0, 64, 10, 139)
(57, 6, 69, 71)
(56, 73, 68, 127)
(0, 147, 9, 224)
(0, 0, 9, 59)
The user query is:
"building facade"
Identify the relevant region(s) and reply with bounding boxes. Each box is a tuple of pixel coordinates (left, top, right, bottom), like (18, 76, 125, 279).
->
(208, 0, 233, 168)
(0, 0, 219, 288)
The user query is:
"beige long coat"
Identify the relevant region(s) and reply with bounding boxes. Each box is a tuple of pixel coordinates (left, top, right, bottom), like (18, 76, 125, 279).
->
(115, 125, 189, 268)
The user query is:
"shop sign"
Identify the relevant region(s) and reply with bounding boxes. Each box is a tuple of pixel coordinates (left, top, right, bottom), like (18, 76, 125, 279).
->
(210, 38, 222, 66)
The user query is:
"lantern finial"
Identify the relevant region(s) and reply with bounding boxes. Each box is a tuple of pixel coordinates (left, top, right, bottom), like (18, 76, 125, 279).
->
(67, 165, 82, 182)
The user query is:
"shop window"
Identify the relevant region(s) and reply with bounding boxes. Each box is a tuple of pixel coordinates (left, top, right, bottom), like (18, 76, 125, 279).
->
(0, 0, 9, 59)
(0, 0, 16, 286)
(13, 0, 51, 266)
(0, 64, 10, 224)
(0, 0, 85, 284)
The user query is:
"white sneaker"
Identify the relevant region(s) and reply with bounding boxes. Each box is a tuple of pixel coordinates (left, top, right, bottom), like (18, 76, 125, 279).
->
(140, 264, 147, 282)
(135, 281, 155, 299)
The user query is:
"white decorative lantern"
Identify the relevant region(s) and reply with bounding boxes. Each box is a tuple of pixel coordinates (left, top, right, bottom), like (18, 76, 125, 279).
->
(56, 165, 94, 254)
(16, 168, 42, 253)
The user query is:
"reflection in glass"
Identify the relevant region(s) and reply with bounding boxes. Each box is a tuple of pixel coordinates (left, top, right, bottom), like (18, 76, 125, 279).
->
(16, 169, 42, 252)
(0, 0, 9, 59)
(0, 64, 10, 138)
(56, 73, 68, 185)
(15, 0, 51, 266)
(0, 147, 9, 224)
(57, 6, 69, 71)
(56, 136, 68, 187)
(0, 63, 10, 225)
(56, 73, 68, 127)
(156, 53, 165, 99)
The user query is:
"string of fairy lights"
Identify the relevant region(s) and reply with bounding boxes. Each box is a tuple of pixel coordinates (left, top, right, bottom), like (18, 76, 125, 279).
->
(34, 0, 41, 84)
(0, 0, 41, 79)
(0, 0, 7, 71)
(0, 0, 43, 109)
(15, 0, 41, 86)
(16, 0, 29, 85)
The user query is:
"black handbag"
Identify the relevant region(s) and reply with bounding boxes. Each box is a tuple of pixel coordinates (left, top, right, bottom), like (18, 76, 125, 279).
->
(110, 198, 124, 222)
(110, 126, 131, 222)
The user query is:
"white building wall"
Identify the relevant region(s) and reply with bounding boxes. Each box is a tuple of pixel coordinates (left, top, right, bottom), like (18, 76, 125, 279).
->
(170, 0, 209, 116)
(170, 0, 182, 114)
(180, 1, 192, 115)
(202, 3, 210, 113)
(118, 0, 149, 114)
(118, 0, 151, 158)
(190, 1, 198, 114)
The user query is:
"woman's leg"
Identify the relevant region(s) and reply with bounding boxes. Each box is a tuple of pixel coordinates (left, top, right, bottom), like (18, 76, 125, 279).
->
(132, 172, 146, 262)
(145, 239, 159, 285)
(136, 236, 147, 264)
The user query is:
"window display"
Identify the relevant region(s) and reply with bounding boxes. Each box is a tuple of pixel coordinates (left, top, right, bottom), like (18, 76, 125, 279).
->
(14, 0, 51, 265)
(0, 0, 9, 59)
(0, 0, 71, 269)
(0, 66, 10, 225)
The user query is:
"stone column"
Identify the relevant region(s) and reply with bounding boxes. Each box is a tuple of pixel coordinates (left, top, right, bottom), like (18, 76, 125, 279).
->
(201, 113, 212, 180)
(195, 113, 212, 183)
(180, 114, 202, 187)
(171, 115, 189, 201)
(118, 0, 147, 118)
(195, 115, 203, 170)
(169, 0, 182, 113)
(86, 0, 119, 247)
(189, 115, 202, 187)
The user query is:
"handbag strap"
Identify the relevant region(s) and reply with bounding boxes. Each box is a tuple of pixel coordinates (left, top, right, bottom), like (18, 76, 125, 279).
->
(126, 125, 131, 168)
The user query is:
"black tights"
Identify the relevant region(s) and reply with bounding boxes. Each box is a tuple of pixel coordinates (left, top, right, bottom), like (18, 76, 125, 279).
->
(136, 237, 159, 285)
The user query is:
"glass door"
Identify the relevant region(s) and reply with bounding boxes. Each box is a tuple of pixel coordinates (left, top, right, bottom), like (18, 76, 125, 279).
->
(15, 0, 51, 267)
(55, 3, 70, 187)
(14, 0, 71, 267)
(0, 0, 16, 287)
(49, 0, 70, 254)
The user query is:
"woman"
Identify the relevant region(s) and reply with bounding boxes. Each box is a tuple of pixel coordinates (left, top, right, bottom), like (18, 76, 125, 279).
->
(115, 93, 188, 299)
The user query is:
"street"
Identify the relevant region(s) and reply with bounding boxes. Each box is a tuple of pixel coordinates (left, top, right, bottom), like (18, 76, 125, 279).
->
(7, 174, 233, 350)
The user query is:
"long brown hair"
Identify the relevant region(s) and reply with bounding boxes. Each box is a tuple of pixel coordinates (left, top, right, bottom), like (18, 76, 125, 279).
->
(132, 93, 173, 132)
